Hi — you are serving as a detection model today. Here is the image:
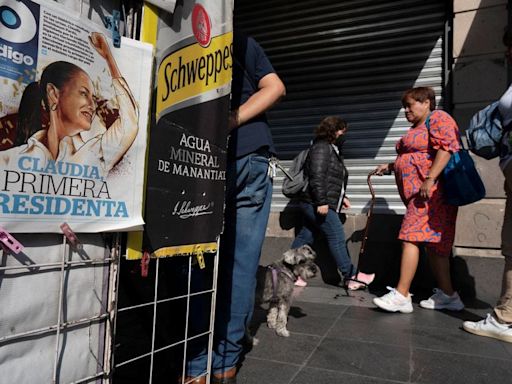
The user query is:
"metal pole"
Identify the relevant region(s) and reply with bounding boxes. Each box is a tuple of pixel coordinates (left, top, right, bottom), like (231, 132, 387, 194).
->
(0, 313, 109, 344)
(149, 257, 160, 384)
(206, 240, 220, 384)
(180, 256, 193, 384)
(0, 257, 113, 272)
(103, 233, 121, 383)
(52, 235, 68, 383)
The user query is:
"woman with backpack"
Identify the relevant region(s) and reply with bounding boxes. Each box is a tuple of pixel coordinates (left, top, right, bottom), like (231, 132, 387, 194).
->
(290, 116, 374, 290)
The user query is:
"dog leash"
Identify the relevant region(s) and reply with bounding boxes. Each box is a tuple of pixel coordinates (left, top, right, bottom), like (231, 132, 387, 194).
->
(268, 265, 297, 302)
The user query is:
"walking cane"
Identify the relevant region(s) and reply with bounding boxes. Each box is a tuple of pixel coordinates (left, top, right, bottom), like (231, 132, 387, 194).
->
(342, 170, 379, 292)
(359, 170, 377, 262)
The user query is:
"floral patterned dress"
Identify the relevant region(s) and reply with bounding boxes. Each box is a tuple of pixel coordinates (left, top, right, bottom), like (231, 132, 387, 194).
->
(394, 110, 460, 257)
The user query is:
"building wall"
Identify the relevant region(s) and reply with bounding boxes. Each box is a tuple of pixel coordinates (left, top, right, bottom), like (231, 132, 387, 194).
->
(452, 0, 508, 254)
(265, 0, 507, 261)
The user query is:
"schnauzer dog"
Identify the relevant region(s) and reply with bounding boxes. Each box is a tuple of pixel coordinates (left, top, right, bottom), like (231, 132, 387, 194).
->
(255, 244, 317, 337)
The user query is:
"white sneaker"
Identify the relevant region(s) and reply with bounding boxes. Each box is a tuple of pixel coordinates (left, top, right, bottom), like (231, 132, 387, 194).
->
(419, 288, 464, 311)
(373, 286, 413, 313)
(463, 314, 512, 343)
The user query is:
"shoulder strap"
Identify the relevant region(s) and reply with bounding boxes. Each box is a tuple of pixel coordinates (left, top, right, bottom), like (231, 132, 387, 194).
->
(425, 112, 432, 131)
(425, 111, 465, 150)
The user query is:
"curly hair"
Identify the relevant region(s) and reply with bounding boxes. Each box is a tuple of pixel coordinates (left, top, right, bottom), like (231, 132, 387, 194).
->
(314, 116, 348, 143)
(401, 87, 436, 111)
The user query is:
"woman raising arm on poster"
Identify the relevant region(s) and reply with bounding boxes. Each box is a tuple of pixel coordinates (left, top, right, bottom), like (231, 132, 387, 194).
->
(0, 32, 138, 176)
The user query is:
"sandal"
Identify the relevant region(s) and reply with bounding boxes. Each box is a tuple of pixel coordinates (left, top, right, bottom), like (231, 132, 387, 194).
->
(347, 272, 375, 291)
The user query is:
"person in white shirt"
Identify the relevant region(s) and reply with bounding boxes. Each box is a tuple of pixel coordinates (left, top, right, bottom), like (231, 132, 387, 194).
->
(0, 32, 138, 179)
(463, 27, 512, 343)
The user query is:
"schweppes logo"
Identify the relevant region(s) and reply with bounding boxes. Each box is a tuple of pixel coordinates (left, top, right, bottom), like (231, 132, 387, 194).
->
(157, 31, 233, 116)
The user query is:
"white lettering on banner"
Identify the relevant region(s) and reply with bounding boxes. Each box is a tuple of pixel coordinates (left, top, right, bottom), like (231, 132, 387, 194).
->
(169, 147, 219, 167)
(171, 200, 213, 219)
(158, 160, 171, 173)
(171, 163, 225, 180)
(157, 132, 225, 180)
(179, 133, 211, 152)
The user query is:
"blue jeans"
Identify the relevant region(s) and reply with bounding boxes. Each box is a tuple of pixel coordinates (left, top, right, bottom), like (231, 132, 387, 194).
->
(291, 202, 355, 278)
(187, 152, 272, 376)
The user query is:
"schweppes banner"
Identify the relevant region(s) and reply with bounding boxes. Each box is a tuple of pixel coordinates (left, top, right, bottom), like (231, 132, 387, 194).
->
(135, 1, 232, 258)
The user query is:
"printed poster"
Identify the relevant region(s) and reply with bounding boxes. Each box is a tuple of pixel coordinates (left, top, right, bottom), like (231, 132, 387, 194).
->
(0, 0, 153, 232)
(140, 1, 232, 257)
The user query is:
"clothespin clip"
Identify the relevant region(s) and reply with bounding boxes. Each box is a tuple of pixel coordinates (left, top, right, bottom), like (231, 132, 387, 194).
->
(141, 251, 150, 278)
(0, 226, 24, 254)
(104, 10, 121, 48)
(196, 249, 206, 269)
(60, 223, 82, 251)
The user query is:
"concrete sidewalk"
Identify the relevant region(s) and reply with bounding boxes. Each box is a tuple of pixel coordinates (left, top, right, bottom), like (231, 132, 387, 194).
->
(237, 257, 512, 384)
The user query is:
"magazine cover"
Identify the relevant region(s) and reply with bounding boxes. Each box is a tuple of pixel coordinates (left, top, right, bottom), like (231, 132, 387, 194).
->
(0, 0, 153, 232)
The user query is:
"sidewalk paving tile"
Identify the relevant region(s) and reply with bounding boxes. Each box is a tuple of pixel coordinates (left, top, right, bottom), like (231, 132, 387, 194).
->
(241, 278, 512, 384)
(410, 348, 512, 384)
(307, 337, 411, 382)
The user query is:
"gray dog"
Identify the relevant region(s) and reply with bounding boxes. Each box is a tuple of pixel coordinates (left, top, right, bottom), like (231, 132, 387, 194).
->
(255, 245, 317, 337)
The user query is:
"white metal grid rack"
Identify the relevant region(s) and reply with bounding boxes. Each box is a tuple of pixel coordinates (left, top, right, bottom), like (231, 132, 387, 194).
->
(0, 234, 219, 384)
(0, 233, 120, 383)
(113, 246, 219, 383)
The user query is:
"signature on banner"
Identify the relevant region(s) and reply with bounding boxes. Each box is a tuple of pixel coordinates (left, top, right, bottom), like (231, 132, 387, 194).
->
(171, 200, 213, 219)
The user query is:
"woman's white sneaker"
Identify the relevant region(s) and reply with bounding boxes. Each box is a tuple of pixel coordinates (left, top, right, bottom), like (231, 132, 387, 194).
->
(419, 288, 464, 311)
(463, 314, 512, 343)
(373, 287, 413, 313)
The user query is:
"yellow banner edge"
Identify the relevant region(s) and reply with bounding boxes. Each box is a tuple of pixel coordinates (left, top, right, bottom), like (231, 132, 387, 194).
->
(153, 242, 218, 258)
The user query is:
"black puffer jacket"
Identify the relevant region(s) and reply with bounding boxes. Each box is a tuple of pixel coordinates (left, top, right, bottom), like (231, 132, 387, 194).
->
(303, 138, 348, 210)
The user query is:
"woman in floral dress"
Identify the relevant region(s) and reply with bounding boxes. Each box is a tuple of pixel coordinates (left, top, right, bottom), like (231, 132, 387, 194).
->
(372, 87, 465, 313)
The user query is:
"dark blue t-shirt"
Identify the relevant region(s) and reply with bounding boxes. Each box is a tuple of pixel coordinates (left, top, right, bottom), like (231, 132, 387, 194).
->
(230, 32, 276, 159)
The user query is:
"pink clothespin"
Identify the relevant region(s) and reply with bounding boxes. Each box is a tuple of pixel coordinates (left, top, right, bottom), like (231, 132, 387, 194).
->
(141, 251, 150, 278)
(60, 223, 82, 250)
(0, 226, 24, 254)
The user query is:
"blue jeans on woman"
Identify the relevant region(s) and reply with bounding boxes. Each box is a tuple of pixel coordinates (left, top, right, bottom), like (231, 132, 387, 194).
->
(292, 201, 355, 279)
(186, 152, 272, 377)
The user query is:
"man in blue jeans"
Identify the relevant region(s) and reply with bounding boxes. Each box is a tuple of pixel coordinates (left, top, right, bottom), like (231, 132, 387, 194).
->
(185, 30, 285, 383)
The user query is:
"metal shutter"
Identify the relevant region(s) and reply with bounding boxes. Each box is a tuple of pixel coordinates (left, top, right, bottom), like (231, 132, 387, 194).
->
(234, 0, 448, 214)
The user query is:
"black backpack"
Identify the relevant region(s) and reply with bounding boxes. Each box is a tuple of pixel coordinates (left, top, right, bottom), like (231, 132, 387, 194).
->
(281, 149, 309, 198)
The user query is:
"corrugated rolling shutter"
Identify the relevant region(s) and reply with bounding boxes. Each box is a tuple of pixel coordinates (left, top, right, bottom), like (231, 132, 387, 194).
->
(234, 0, 448, 214)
